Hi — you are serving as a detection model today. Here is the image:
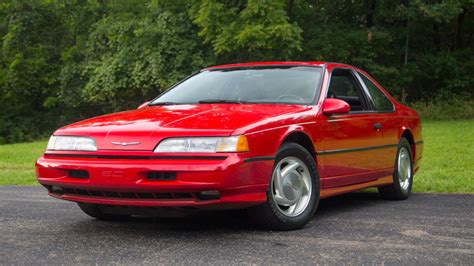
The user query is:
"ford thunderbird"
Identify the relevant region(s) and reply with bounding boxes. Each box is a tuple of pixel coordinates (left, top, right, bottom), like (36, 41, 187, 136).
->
(36, 62, 423, 230)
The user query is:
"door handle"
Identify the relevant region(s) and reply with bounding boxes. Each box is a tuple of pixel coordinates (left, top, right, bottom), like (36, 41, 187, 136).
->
(373, 122, 382, 130)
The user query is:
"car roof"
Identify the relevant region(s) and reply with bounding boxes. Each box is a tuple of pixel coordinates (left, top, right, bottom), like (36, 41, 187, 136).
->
(205, 61, 351, 70)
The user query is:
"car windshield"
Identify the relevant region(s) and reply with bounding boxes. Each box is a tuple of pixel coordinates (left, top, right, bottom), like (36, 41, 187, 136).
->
(150, 66, 323, 105)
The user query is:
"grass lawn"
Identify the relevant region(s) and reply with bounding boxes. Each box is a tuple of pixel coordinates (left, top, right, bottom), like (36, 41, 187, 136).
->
(0, 141, 47, 185)
(0, 120, 473, 193)
(412, 120, 473, 193)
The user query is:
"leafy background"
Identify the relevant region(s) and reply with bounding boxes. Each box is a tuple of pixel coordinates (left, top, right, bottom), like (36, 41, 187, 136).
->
(0, 0, 473, 143)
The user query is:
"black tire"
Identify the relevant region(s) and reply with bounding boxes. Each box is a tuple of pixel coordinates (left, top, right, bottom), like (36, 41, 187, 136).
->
(77, 203, 130, 221)
(378, 137, 413, 200)
(250, 143, 320, 231)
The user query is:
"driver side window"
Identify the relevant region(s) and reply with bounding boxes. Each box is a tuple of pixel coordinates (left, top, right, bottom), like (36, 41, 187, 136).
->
(327, 69, 368, 112)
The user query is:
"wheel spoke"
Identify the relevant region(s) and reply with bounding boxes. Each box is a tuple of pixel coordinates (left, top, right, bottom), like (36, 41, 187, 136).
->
(273, 167, 286, 201)
(281, 162, 299, 177)
(287, 204, 296, 215)
(302, 175, 311, 193)
(400, 164, 407, 180)
(274, 194, 292, 206)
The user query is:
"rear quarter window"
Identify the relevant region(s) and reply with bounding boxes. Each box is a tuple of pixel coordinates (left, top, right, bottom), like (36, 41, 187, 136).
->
(359, 74, 394, 112)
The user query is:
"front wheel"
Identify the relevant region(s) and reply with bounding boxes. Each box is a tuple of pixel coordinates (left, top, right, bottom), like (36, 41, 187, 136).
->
(250, 143, 320, 230)
(378, 137, 413, 200)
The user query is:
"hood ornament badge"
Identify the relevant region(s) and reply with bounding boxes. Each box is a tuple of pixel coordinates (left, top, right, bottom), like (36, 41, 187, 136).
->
(111, 141, 141, 146)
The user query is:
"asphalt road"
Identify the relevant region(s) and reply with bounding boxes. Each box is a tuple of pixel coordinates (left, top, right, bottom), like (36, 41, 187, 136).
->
(0, 186, 473, 265)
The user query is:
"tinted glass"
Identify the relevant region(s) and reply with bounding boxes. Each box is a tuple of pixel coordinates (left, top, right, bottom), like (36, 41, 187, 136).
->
(359, 74, 394, 111)
(151, 67, 322, 105)
(327, 69, 367, 111)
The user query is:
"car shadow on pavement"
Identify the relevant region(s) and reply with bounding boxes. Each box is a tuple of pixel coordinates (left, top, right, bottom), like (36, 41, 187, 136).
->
(67, 191, 390, 233)
(315, 191, 386, 216)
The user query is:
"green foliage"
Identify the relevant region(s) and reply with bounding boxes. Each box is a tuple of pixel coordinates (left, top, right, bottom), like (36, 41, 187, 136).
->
(0, 1, 65, 143)
(0, 0, 473, 142)
(192, 0, 302, 61)
(410, 96, 474, 120)
(74, 3, 208, 112)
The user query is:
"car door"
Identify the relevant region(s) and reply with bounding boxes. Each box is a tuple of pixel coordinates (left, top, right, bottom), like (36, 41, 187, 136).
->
(319, 68, 385, 188)
(355, 70, 399, 177)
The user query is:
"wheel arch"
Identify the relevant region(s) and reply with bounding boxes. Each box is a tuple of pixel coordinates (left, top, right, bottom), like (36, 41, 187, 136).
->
(280, 130, 317, 159)
(399, 127, 416, 158)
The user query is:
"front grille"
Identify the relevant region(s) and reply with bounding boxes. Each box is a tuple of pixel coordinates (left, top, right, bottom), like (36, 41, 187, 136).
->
(57, 187, 195, 200)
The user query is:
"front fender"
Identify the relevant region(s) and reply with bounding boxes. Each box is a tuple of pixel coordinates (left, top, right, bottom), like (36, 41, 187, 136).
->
(244, 122, 321, 167)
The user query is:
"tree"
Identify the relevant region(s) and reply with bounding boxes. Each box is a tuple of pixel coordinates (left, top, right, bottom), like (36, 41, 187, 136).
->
(191, 0, 302, 62)
(0, 1, 66, 142)
(0, 0, 472, 142)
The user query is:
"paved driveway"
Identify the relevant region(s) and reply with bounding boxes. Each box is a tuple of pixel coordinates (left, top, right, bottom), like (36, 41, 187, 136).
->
(0, 186, 473, 264)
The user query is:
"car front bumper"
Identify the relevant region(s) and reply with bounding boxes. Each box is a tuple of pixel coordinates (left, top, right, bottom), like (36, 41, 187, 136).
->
(36, 153, 273, 210)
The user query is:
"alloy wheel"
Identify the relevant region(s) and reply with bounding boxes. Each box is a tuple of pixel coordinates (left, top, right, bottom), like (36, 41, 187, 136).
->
(271, 156, 312, 217)
(398, 146, 412, 191)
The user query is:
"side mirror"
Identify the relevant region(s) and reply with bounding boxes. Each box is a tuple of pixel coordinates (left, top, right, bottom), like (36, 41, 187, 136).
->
(322, 98, 350, 115)
(137, 101, 151, 109)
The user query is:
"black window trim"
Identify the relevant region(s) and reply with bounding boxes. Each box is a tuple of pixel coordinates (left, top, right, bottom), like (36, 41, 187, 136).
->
(325, 67, 375, 115)
(354, 71, 395, 113)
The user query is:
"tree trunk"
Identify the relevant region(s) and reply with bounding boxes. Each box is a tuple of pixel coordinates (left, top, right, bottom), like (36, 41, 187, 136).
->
(366, 0, 376, 28)
(433, 23, 440, 51)
(404, 20, 409, 66)
(401, 0, 410, 103)
(454, 7, 466, 49)
(287, 0, 295, 21)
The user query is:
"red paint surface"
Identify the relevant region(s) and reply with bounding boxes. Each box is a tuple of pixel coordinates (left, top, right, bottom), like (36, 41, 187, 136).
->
(36, 62, 423, 209)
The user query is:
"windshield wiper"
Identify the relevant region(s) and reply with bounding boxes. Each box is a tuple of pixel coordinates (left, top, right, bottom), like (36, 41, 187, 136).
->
(148, 101, 180, 106)
(198, 99, 250, 104)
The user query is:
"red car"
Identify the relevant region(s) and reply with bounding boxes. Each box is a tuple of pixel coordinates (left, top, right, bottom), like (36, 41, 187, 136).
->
(36, 62, 423, 230)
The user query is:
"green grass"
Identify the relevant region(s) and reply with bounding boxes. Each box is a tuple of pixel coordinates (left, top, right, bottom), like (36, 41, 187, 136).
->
(1, 120, 473, 193)
(412, 120, 473, 193)
(0, 141, 47, 185)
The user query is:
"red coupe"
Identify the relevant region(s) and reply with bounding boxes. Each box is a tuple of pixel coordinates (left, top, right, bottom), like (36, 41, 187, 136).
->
(36, 62, 423, 230)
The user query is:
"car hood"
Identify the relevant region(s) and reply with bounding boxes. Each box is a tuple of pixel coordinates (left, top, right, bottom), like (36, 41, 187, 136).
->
(55, 104, 312, 150)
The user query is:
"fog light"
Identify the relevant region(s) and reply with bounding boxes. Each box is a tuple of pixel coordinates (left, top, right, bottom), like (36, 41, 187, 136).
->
(68, 170, 89, 179)
(148, 172, 176, 181)
(197, 190, 220, 200)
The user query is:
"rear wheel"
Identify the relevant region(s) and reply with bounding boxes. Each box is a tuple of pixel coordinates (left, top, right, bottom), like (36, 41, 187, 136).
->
(250, 143, 320, 230)
(77, 203, 130, 221)
(378, 137, 413, 200)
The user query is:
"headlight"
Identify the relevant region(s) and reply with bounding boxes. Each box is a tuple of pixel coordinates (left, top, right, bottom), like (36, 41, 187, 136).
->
(47, 136, 97, 151)
(154, 136, 249, 153)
